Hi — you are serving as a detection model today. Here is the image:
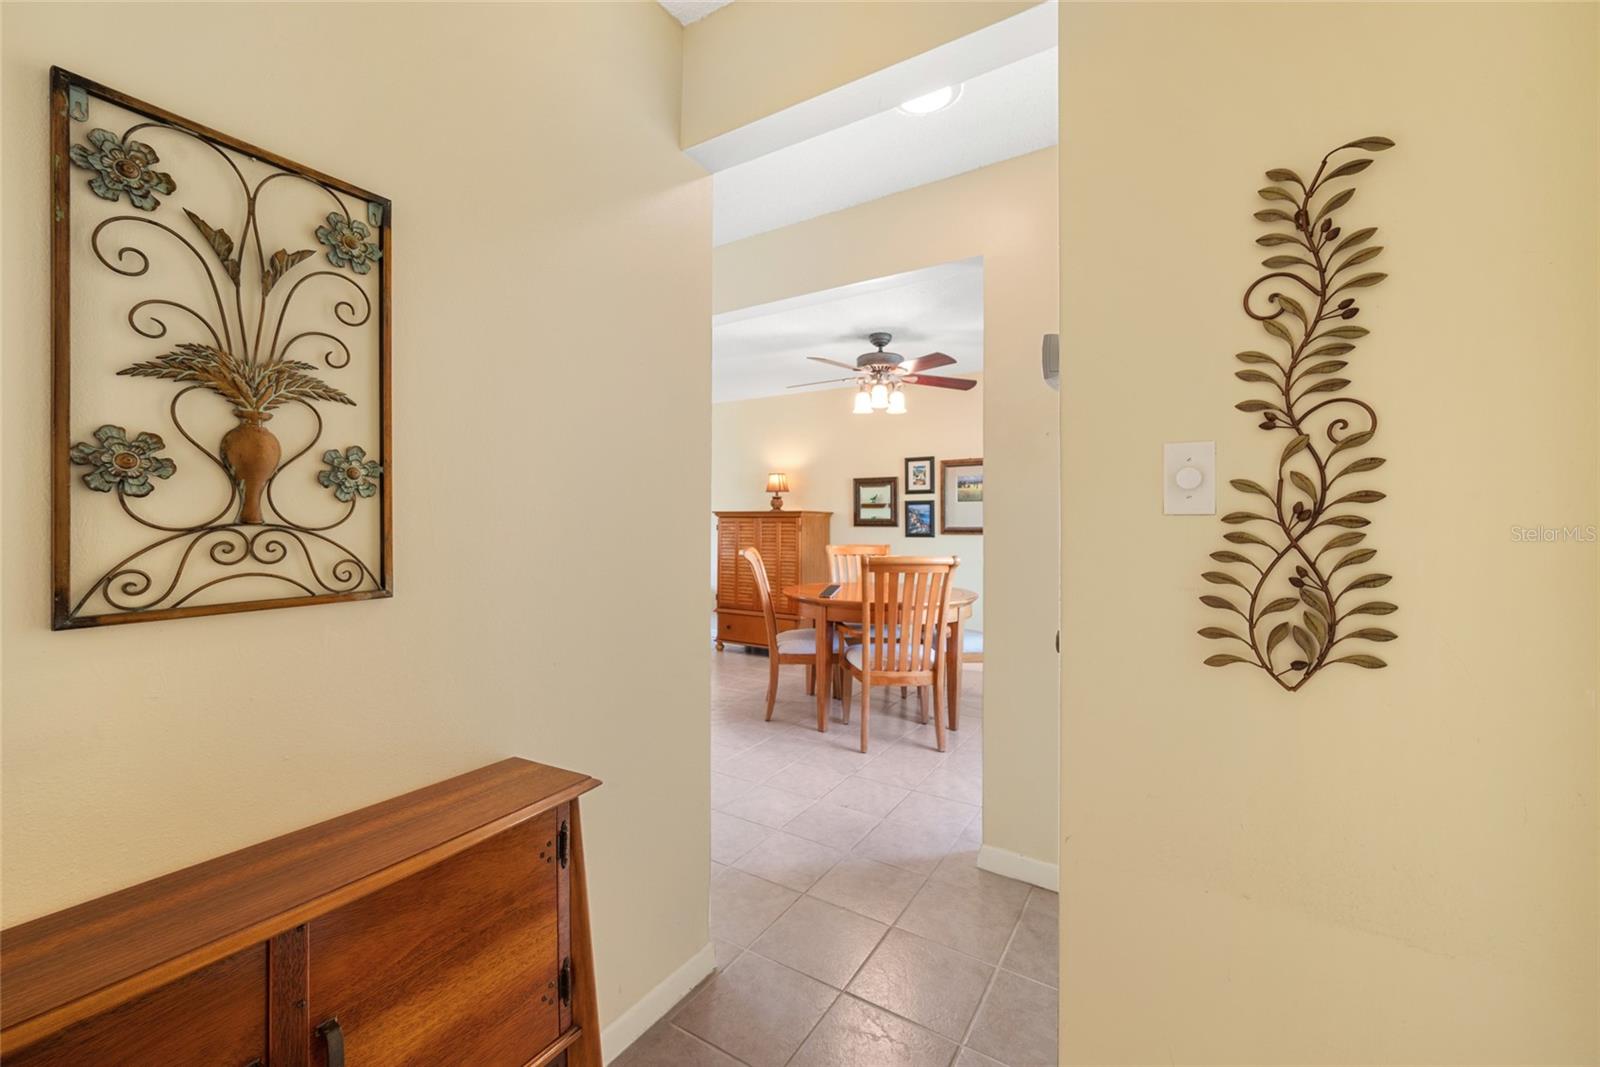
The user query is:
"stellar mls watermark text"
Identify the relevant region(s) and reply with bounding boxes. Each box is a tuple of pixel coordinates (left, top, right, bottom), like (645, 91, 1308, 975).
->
(1510, 524, 1598, 543)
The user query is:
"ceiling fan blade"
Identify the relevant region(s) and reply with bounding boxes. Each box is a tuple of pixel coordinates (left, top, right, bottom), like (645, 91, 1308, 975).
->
(899, 352, 956, 374)
(904, 373, 977, 391)
(807, 356, 862, 371)
(787, 376, 860, 389)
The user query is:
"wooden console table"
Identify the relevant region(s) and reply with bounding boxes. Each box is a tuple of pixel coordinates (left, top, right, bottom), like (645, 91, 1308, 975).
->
(0, 758, 602, 1067)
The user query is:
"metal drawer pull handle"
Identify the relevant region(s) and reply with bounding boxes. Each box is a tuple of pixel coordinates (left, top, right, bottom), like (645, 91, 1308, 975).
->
(316, 1017, 345, 1067)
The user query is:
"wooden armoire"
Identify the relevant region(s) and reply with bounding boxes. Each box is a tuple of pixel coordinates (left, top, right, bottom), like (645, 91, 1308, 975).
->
(714, 510, 831, 649)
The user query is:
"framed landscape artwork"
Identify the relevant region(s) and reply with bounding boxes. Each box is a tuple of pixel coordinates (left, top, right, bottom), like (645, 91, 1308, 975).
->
(904, 456, 934, 495)
(905, 500, 934, 538)
(940, 458, 983, 534)
(853, 477, 897, 527)
(50, 69, 392, 629)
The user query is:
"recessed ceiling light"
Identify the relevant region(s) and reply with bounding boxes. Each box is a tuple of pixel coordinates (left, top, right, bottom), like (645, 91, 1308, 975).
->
(898, 84, 962, 116)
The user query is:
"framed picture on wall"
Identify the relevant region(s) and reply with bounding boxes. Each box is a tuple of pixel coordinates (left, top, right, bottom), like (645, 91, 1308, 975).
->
(852, 477, 897, 527)
(904, 456, 935, 495)
(905, 500, 934, 538)
(940, 458, 983, 534)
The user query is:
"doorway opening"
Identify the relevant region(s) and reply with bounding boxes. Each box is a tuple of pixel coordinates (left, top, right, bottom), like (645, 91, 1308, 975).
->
(630, 4, 1060, 1061)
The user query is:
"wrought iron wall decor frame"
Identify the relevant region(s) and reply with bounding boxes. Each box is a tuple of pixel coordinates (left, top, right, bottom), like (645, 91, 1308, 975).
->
(50, 68, 392, 629)
(1198, 136, 1396, 690)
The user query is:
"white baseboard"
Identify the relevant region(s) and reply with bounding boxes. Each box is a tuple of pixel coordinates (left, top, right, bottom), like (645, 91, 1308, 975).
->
(977, 844, 1059, 892)
(602, 941, 717, 1064)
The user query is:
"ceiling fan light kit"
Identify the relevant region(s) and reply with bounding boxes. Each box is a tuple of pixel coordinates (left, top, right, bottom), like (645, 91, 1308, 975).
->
(792, 331, 976, 415)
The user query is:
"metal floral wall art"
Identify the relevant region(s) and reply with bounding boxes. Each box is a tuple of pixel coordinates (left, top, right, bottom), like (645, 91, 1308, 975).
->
(1199, 136, 1396, 689)
(51, 69, 391, 629)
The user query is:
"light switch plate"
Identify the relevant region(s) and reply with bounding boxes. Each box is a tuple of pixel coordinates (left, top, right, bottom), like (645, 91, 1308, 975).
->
(1164, 441, 1216, 515)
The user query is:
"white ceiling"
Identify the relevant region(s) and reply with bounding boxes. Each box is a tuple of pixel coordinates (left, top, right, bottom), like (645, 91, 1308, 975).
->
(657, 0, 732, 27)
(712, 259, 983, 404)
(712, 46, 1057, 246)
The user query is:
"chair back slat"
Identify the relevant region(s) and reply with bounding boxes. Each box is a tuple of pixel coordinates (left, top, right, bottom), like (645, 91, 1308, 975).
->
(861, 556, 957, 674)
(827, 543, 890, 584)
(740, 546, 778, 652)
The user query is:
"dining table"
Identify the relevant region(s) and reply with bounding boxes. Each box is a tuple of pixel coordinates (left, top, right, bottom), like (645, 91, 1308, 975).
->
(783, 582, 979, 736)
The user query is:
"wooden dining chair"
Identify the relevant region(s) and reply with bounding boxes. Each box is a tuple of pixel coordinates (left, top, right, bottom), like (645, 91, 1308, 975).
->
(826, 543, 890, 584)
(740, 547, 820, 721)
(826, 544, 890, 693)
(839, 555, 958, 753)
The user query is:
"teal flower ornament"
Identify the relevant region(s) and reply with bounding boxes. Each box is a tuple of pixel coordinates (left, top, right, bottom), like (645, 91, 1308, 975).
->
(315, 212, 381, 274)
(68, 129, 177, 211)
(319, 446, 382, 501)
(69, 425, 176, 496)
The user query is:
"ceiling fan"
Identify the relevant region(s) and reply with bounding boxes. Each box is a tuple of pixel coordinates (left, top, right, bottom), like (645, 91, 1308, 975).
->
(789, 332, 976, 414)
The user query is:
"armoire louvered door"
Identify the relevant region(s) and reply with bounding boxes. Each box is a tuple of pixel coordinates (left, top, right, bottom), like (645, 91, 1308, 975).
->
(713, 511, 831, 649)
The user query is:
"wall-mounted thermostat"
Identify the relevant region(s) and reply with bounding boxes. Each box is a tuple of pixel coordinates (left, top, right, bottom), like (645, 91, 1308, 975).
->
(1163, 441, 1215, 515)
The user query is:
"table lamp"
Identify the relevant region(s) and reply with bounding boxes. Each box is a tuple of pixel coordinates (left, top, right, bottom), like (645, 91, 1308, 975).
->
(766, 472, 790, 510)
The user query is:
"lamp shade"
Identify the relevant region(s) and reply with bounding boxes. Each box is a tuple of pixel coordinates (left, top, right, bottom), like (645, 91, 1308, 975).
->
(765, 472, 790, 494)
(886, 388, 907, 415)
(852, 389, 873, 414)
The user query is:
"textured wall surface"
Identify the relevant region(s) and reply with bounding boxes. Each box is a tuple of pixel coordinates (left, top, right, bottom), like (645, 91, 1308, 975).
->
(2, 1, 713, 1037)
(1060, 3, 1598, 1061)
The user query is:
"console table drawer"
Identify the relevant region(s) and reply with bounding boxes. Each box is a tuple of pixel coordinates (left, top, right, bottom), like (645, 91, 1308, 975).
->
(5, 945, 266, 1067)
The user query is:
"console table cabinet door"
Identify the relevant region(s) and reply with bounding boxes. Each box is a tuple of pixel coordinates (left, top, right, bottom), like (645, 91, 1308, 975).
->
(308, 812, 564, 1065)
(4, 944, 267, 1067)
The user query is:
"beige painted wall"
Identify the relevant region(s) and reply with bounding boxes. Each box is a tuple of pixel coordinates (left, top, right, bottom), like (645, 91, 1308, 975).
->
(1, 0, 712, 1039)
(712, 376, 985, 631)
(718, 148, 1059, 870)
(680, 0, 1032, 149)
(1060, 3, 1599, 1062)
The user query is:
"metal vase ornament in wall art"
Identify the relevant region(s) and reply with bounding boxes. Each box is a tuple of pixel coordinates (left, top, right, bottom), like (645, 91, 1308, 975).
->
(50, 69, 392, 628)
(1198, 136, 1397, 690)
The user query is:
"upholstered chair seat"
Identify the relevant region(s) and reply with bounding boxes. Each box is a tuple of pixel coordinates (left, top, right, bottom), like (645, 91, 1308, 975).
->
(775, 627, 821, 654)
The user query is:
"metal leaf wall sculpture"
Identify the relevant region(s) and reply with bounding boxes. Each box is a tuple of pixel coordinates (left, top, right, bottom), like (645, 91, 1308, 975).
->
(1199, 136, 1397, 690)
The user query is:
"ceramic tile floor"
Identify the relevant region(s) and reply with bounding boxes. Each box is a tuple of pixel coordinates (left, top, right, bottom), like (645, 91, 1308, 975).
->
(615, 648, 1059, 1067)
